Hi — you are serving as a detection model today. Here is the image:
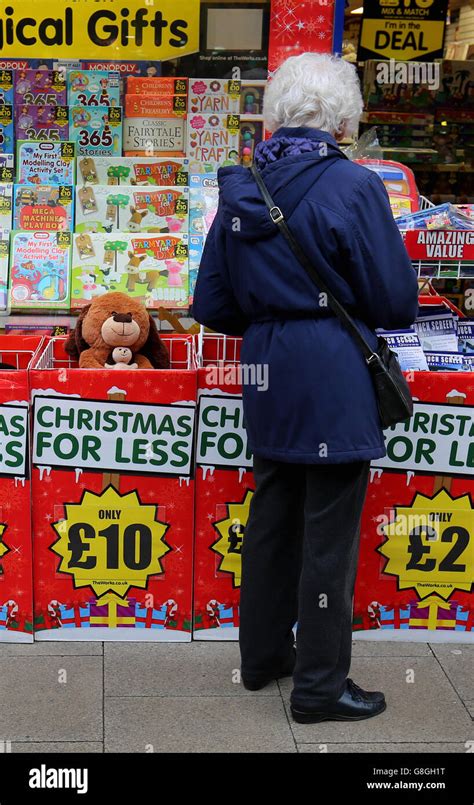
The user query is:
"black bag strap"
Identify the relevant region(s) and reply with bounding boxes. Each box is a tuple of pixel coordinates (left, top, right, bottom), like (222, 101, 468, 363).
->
(250, 163, 379, 366)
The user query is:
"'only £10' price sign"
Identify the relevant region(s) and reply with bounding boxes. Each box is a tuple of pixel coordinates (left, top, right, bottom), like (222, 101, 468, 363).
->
(52, 487, 171, 599)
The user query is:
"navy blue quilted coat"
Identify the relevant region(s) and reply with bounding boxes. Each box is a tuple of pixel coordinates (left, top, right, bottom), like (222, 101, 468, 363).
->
(192, 127, 419, 464)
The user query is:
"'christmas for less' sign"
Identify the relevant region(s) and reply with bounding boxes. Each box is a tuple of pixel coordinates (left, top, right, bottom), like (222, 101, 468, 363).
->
(0, 0, 200, 61)
(375, 400, 474, 476)
(0, 404, 28, 478)
(197, 395, 252, 471)
(33, 395, 195, 477)
(358, 0, 448, 61)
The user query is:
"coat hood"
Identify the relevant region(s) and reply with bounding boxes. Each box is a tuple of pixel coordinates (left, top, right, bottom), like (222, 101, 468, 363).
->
(217, 128, 347, 240)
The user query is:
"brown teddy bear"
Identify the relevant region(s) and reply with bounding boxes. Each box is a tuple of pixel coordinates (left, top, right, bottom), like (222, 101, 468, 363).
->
(65, 292, 170, 369)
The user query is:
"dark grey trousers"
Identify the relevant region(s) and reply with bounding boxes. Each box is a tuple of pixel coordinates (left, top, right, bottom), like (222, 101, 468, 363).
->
(239, 455, 370, 708)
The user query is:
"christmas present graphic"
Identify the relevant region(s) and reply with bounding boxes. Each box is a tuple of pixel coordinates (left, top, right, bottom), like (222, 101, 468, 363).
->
(194, 610, 219, 631)
(206, 599, 239, 629)
(0, 605, 8, 629)
(454, 605, 474, 632)
(8, 614, 33, 633)
(0, 599, 18, 629)
(216, 603, 239, 628)
(90, 597, 136, 628)
(352, 610, 375, 631)
(207, 599, 236, 627)
(135, 604, 167, 629)
(409, 597, 457, 631)
(34, 609, 60, 631)
(379, 604, 411, 629)
(59, 603, 90, 628)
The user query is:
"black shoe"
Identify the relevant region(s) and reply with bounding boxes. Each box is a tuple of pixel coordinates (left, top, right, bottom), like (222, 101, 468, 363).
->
(290, 678, 386, 724)
(242, 647, 296, 691)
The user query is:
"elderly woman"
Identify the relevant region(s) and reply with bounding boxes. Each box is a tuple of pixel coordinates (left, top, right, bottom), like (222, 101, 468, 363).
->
(192, 53, 418, 724)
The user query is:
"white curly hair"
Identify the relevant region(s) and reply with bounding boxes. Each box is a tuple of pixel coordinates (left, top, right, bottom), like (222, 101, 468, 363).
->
(263, 53, 364, 138)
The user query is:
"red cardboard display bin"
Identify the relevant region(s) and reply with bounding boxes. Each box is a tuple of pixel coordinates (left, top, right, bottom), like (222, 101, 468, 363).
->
(193, 334, 473, 642)
(354, 372, 474, 641)
(193, 334, 252, 639)
(30, 335, 197, 641)
(0, 336, 45, 643)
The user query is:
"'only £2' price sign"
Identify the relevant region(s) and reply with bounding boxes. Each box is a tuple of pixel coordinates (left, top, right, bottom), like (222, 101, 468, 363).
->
(379, 489, 474, 600)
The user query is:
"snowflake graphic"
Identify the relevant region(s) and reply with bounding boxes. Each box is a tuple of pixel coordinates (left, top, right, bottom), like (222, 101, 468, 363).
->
(318, 30, 327, 39)
(306, 19, 318, 34)
(276, 21, 294, 40)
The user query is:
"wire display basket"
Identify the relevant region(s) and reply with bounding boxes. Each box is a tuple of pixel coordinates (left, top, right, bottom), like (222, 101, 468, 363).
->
(33, 334, 197, 371)
(194, 330, 242, 368)
(0, 336, 45, 370)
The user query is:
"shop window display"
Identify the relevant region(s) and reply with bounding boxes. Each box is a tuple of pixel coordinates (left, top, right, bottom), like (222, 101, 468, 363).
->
(0, 0, 469, 652)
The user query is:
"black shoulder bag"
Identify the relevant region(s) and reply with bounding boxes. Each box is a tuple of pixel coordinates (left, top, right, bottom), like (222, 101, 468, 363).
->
(250, 164, 413, 429)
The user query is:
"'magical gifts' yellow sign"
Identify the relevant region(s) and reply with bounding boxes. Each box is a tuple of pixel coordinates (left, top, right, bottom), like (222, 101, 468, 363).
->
(0, 0, 200, 61)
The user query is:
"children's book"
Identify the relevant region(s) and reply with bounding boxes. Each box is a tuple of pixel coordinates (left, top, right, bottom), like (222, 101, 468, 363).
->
(9, 231, 71, 310)
(187, 113, 240, 173)
(0, 70, 14, 105)
(13, 184, 74, 231)
(126, 77, 187, 96)
(0, 184, 13, 231)
(69, 106, 122, 156)
(0, 106, 14, 153)
(189, 173, 218, 235)
(71, 231, 188, 309)
(77, 156, 189, 186)
(15, 105, 69, 141)
(17, 140, 76, 185)
(15, 69, 67, 105)
(125, 94, 187, 118)
(188, 234, 204, 303)
(75, 185, 189, 234)
(123, 115, 186, 157)
(188, 79, 241, 114)
(0, 230, 9, 310)
(67, 70, 120, 107)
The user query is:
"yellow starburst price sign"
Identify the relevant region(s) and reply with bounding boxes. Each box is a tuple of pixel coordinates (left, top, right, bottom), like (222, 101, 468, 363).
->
(212, 490, 253, 588)
(0, 523, 9, 566)
(52, 487, 170, 599)
(380, 490, 474, 600)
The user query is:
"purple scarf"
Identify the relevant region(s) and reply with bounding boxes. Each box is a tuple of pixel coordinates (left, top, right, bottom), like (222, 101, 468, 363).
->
(254, 136, 326, 170)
